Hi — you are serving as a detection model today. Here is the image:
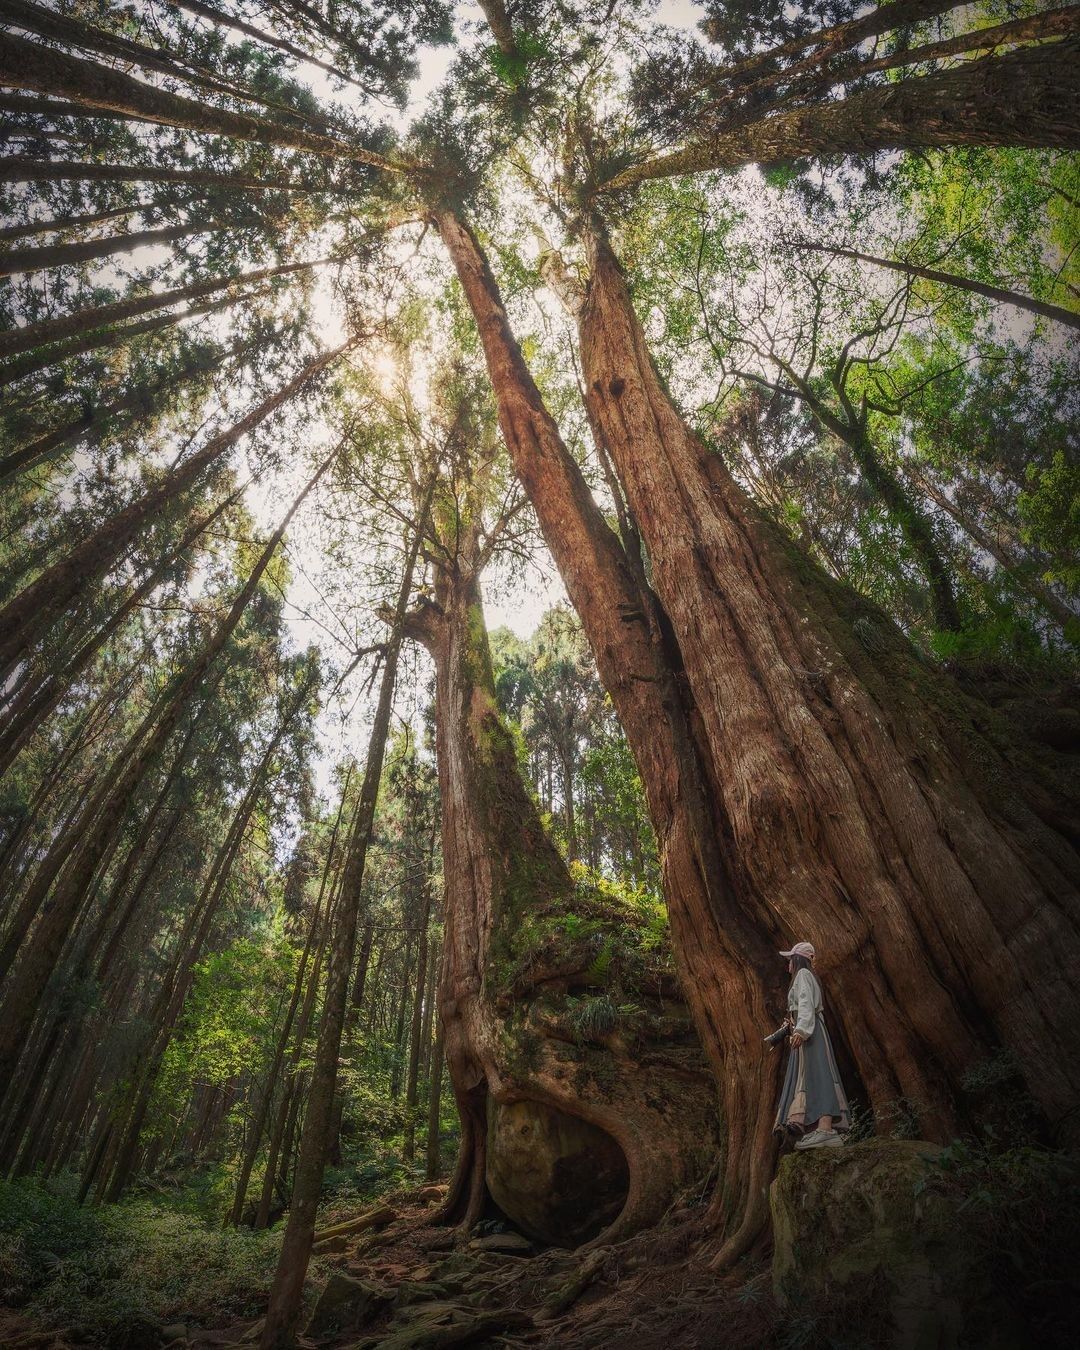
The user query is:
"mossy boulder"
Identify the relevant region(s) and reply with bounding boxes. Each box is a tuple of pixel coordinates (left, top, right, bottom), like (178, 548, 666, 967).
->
(304, 1273, 393, 1337)
(770, 1139, 1023, 1349)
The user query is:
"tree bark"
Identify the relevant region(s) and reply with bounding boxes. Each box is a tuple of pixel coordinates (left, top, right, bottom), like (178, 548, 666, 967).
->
(435, 209, 779, 1259)
(577, 224, 1080, 1176)
(603, 38, 1080, 190)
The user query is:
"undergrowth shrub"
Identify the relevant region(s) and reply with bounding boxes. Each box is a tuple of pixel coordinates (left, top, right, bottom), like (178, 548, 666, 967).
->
(0, 1173, 286, 1347)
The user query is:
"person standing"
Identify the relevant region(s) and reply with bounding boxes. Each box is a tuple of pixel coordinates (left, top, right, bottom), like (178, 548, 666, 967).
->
(767, 941, 850, 1149)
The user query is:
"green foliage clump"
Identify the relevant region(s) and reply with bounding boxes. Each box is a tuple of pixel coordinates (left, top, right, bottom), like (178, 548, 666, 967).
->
(564, 993, 619, 1043)
(0, 1175, 285, 1347)
(1018, 450, 1080, 597)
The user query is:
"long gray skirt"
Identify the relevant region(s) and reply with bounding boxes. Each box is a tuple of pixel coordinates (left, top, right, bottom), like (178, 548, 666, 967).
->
(773, 1015, 851, 1135)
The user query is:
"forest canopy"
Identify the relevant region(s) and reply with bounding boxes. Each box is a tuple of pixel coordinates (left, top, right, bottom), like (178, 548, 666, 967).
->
(1, 1, 1078, 1347)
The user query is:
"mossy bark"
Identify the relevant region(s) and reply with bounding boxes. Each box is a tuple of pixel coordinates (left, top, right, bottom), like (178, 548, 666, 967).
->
(409, 517, 718, 1246)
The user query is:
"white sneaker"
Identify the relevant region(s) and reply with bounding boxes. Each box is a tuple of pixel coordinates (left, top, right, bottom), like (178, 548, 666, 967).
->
(794, 1129, 843, 1150)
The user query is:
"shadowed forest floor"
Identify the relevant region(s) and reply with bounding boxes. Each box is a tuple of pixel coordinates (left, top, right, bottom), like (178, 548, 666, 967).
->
(0, 1176, 791, 1350)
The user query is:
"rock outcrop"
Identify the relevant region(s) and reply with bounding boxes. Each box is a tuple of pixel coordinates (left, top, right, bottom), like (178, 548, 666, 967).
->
(770, 1138, 1022, 1349)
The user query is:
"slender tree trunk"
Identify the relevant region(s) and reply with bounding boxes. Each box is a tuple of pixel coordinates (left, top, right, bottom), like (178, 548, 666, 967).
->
(96, 735, 277, 1204)
(0, 31, 404, 172)
(0, 488, 240, 776)
(174, 0, 363, 89)
(795, 240, 1080, 332)
(388, 938, 414, 1103)
(698, 0, 960, 91)
(260, 484, 432, 1350)
(0, 0, 338, 128)
(228, 766, 354, 1227)
(910, 464, 1078, 632)
(418, 931, 438, 1085)
(0, 203, 145, 242)
(346, 919, 375, 1026)
(255, 1082, 294, 1230)
(0, 156, 336, 194)
(476, 0, 517, 55)
(844, 426, 962, 632)
(0, 343, 239, 483)
(0, 284, 271, 386)
(0, 256, 323, 363)
(0, 338, 356, 677)
(0, 452, 336, 1091)
(402, 898, 431, 1162)
(602, 38, 1080, 190)
(0, 222, 218, 277)
(425, 1022, 445, 1183)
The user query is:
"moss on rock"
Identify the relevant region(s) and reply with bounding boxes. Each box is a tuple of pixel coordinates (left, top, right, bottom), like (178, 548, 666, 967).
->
(770, 1139, 1027, 1350)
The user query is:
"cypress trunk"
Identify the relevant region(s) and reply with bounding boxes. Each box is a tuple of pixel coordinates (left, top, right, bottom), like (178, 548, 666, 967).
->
(435, 209, 779, 1259)
(577, 226, 1080, 1178)
(403, 501, 717, 1249)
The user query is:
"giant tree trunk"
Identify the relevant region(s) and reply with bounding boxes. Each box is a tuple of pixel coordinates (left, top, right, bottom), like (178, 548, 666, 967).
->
(407, 530, 718, 1249)
(577, 225, 1080, 1155)
(435, 210, 780, 1260)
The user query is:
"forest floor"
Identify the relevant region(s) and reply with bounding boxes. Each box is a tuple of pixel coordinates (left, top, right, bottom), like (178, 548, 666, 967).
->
(0, 1169, 873, 1350)
(199, 1188, 786, 1350)
(0, 1182, 790, 1350)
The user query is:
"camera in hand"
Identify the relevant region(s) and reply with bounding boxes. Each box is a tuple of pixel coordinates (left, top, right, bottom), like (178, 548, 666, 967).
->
(763, 1019, 792, 1047)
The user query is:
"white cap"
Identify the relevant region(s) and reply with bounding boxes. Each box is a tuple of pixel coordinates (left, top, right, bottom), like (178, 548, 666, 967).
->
(779, 941, 815, 960)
